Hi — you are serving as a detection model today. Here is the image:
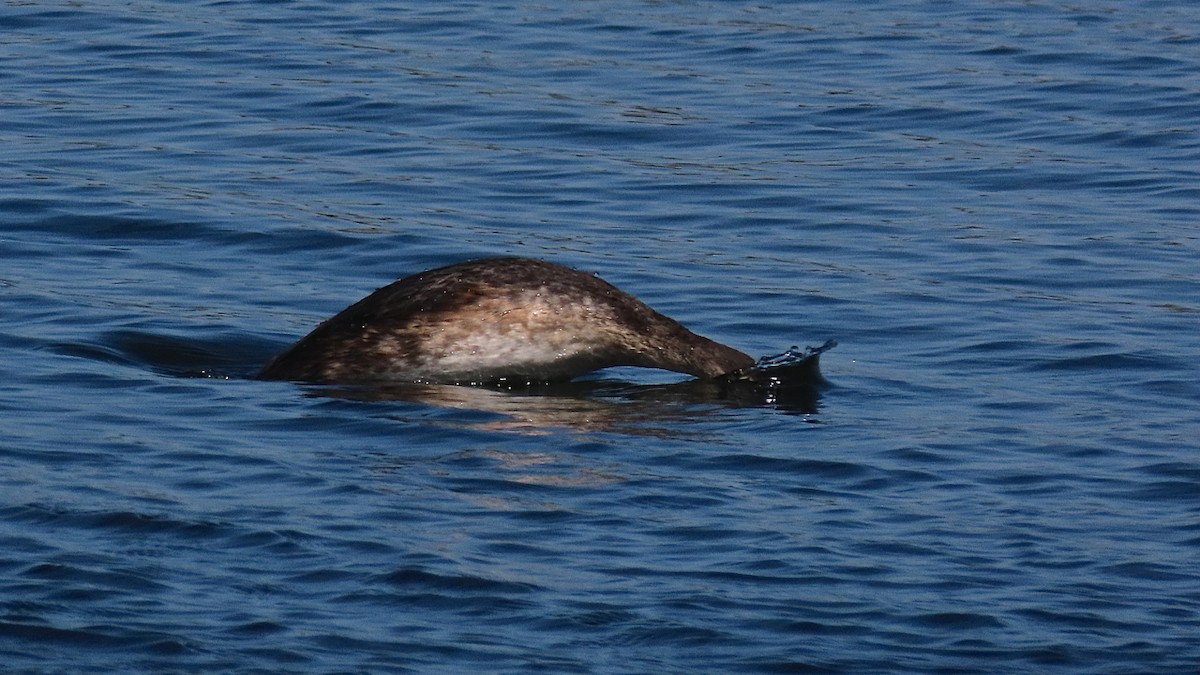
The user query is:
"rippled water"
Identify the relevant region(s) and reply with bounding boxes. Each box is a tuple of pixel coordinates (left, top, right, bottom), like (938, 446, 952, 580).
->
(3, 1, 1199, 672)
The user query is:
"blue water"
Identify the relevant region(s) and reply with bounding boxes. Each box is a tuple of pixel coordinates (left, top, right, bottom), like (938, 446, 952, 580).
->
(3, 1, 1199, 672)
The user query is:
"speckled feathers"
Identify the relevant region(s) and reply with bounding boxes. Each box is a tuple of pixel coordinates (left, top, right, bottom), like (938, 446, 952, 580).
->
(259, 257, 753, 385)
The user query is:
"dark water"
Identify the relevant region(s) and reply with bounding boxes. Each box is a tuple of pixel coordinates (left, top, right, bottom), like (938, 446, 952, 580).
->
(3, 1, 1199, 672)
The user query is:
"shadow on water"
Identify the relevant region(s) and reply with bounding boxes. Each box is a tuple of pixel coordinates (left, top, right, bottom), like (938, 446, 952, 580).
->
(64, 330, 834, 431)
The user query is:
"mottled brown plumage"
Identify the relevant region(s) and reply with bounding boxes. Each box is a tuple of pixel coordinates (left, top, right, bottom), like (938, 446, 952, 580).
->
(258, 257, 753, 385)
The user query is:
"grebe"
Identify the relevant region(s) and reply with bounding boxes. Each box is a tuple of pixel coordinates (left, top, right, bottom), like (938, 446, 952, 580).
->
(258, 257, 754, 385)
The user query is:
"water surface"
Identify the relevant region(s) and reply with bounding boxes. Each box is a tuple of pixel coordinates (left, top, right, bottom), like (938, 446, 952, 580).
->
(2, 1, 1199, 672)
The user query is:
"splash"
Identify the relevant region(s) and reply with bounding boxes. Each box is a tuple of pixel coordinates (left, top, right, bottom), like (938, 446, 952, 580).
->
(752, 340, 837, 372)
